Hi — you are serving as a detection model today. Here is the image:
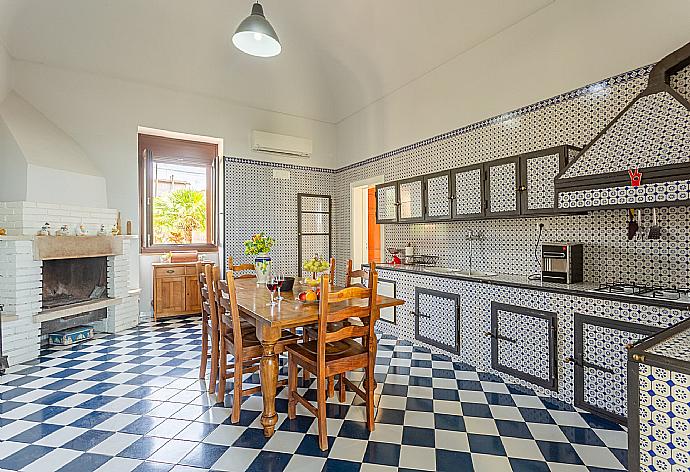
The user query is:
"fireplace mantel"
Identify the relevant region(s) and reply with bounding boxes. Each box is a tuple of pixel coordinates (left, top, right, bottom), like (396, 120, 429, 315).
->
(34, 235, 124, 261)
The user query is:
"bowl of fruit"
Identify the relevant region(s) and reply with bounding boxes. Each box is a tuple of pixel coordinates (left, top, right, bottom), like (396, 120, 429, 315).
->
(303, 256, 331, 283)
(296, 289, 319, 304)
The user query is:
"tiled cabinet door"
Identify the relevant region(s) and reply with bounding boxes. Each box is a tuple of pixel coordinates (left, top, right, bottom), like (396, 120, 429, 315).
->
(375, 183, 398, 224)
(451, 164, 485, 219)
(397, 177, 425, 223)
(424, 171, 452, 221)
(490, 302, 557, 390)
(415, 288, 460, 354)
(520, 146, 578, 215)
(486, 157, 521, 217)
(573, 314, 660, 424)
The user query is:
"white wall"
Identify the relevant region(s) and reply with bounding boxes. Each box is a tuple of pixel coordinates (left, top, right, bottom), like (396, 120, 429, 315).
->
(11, 60, 337, 227)
(0, 40, 9, 103)
(336, 0, 690, 167)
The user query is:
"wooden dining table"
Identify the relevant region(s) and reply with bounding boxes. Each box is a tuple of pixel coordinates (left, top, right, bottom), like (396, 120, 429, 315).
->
(232, 277, 405, 437)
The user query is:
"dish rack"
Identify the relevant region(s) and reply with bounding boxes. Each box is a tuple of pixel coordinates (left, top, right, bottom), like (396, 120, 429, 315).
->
(404, 255, 439, 266)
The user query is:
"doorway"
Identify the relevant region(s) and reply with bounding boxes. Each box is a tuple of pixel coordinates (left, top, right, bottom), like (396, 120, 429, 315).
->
(351, 176, 385, 271)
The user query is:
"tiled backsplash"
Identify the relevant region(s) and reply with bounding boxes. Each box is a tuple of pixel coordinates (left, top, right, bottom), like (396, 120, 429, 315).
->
(224, 63, 690, 286)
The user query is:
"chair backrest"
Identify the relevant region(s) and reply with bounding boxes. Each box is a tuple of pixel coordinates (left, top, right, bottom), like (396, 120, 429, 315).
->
(198, 262, 219, 333)
(329, 257, 336, 283)
(215, 268, 244, 349)
(316, 272, 379, 357)
(345, 260, 376, 288)
(228, 255, 256, 279)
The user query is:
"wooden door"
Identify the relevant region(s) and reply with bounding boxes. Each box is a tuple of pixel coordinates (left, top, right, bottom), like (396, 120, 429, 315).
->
(154, 276, 186, 317)
(185, 276, 201, 313)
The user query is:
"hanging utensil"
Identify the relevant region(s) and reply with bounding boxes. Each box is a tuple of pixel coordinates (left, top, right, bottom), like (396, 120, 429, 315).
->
(648, 207, 661, 239)
(627, 209, 638, 240)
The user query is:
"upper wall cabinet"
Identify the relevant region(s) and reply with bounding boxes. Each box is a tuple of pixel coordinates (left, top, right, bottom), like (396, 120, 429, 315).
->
(375, 144, 580, 224)
(397, 177, 425, 223)
(451, 164, 485, 219)
(486, 156, 521, 218)
(521, 146, 580, 216)
(375, 182, 398, 224)
(424, 171, 452, 221)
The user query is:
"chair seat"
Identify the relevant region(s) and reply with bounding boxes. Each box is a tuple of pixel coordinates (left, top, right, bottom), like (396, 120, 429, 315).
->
(224, 323, 299, 352)
(286, 338, 366, 364)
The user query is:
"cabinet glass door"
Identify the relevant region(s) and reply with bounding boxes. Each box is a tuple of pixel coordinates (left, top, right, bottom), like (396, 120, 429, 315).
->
(398, 178, 424, 223)
(486, 157, 520, 217)
(424, 171, 452, 221)
(451, 164, 485, 219)
(375, 183, 398, 223)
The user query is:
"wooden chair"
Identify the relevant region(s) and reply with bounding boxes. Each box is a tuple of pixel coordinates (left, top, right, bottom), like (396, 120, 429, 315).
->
(346, 260, 376, 288)
(214, 266, 300, 423)
(286, 272, 379, 450)
(197, 262, 219, 394)
(329, 257, 336, 283)
(228, 255, 256, 279)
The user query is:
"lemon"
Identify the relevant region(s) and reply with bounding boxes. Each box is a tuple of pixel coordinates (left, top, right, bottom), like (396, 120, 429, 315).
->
(305, 291, 318, 302)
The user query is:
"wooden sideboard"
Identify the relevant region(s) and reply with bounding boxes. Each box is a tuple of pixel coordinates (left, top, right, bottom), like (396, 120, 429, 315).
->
(152, 262, 209, 320)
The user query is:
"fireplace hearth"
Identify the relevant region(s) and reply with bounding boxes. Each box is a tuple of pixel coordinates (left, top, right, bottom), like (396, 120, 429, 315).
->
(42, 257, 108, 310)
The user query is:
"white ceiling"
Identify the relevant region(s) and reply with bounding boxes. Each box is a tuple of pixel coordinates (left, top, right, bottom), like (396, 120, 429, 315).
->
(0, 0, 553, 123)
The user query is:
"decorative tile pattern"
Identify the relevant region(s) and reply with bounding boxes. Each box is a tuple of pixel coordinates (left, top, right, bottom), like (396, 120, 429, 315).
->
(416, 290, 458, 351)
(496, 309, 550, 382)
(399, 180, 424, 220)
(374, 267, 688, 406)
(582, 323, 648, 418)
(559, 178, 690, 209)
(454, 168, 483, 216)
(376, 185, 397, 222)
(649, 328, 690, 362)
(488, 162, 517, 213)
(526, 153, 559, 210)
(639, 363, 690, 471)
(0, 317, 628, 472)
(426, 174, 450, 218)
(561, 92, 690, 179)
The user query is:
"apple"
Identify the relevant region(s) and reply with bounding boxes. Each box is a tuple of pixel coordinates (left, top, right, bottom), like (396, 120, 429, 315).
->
(298, 291, 307, 302)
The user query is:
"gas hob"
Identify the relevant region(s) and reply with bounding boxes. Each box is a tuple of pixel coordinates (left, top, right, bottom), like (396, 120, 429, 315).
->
(589, 282, 690, 302)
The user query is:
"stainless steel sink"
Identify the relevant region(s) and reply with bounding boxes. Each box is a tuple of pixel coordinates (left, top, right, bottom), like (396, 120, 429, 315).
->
(431, 268, 498, 277)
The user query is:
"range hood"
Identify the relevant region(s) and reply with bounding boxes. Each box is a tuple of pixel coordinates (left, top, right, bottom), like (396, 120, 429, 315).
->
(556, 42, 690, 210)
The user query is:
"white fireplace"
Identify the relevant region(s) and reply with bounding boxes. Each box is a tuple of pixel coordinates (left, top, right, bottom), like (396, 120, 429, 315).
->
(0, 201, 140, 367)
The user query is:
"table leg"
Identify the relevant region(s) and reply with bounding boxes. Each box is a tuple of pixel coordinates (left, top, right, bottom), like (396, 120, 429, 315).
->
(258, 325, 281, 437)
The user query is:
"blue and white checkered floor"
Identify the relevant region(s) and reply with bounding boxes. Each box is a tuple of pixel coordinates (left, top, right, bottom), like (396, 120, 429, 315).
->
(0, 318, 628, 471)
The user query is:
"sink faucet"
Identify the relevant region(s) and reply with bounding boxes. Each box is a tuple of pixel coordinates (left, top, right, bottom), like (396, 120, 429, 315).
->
(465, 229, 483, 275)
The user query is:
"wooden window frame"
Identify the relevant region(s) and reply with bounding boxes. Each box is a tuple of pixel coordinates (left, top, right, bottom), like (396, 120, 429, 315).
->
(138, 134, 218, 254)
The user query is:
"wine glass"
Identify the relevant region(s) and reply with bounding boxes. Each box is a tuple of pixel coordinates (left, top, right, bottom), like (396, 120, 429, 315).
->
(266, 276, 278, 306)
(275, 273, 285, 301)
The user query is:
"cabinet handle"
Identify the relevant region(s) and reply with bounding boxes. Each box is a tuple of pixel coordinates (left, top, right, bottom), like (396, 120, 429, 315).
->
(517, 186, 527, 192)
(483, 331, 492, 337)
(564, 356, 576, 364)
(632, 353, 646, 363)
(624, 343, 635, 350)
(166, 269, 175, 274)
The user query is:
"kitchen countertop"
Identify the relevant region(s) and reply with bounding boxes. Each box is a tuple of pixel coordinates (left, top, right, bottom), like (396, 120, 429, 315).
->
(366, 263, 690, 311)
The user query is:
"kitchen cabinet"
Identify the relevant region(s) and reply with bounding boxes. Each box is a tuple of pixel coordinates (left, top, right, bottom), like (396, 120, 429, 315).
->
(572, 314, 660, 424)
(374, 144, 580, 224)
(485, 157, 521, 217)
(521, 146, 578, 215)
(397, 177, 425, 223)
(375, 182, 398, 224)
(489, 302, 557, 390)
(424, 171, 452, 221)
(153, 262, 208, 320)
(415, 288, 460, 354)
(451, 164, 485, 219)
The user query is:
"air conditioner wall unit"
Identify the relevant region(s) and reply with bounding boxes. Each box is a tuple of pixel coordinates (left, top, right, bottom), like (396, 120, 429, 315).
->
(251, 130, 312, 158)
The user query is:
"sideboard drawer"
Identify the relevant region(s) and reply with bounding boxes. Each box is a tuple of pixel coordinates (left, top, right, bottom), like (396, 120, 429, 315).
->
(155, 266, 186, 277)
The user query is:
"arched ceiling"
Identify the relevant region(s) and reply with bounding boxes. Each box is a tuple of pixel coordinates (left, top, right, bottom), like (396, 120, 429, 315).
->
(0, 0, 553, 123)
